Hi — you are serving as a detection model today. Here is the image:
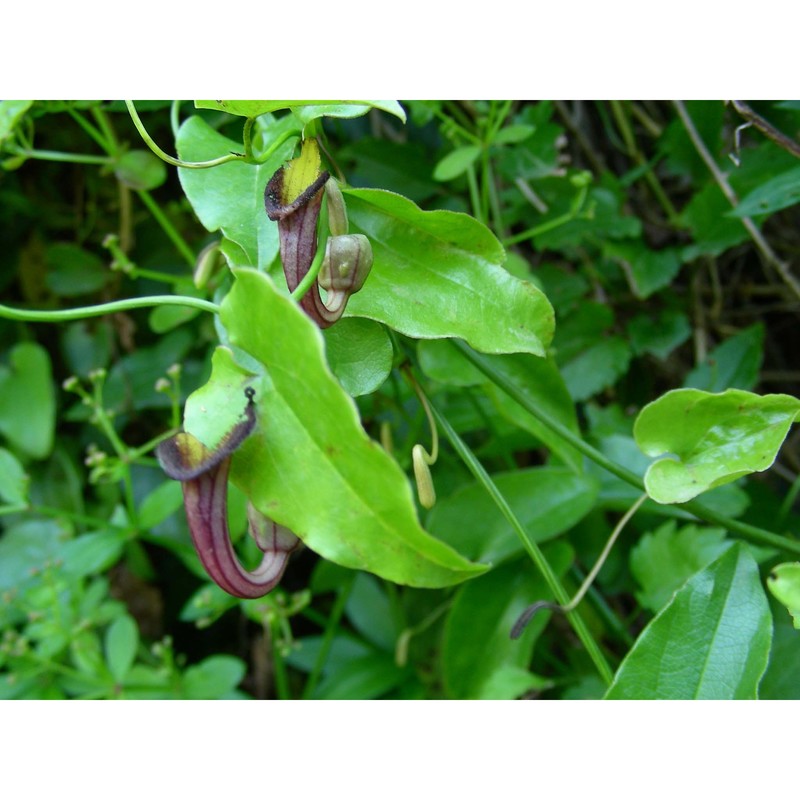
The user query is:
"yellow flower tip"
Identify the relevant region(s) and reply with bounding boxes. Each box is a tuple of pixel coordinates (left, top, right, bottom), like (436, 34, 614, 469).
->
(283, 139, 322, 204)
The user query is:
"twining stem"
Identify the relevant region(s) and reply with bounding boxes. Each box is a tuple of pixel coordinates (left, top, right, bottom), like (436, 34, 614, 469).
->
(0, 295, 219, 323)
(430, 399, 614, 685)
(511, 494, 648, 639)
(455, 340, 800, 558)
(125, 100, 243, 169)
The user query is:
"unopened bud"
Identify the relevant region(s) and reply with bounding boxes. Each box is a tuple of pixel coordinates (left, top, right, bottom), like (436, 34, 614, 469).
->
(193, 241, 221, 289)
(325, 178, 349, 236)
(318, 234, 373, 295)
(412, 444, 436, 509)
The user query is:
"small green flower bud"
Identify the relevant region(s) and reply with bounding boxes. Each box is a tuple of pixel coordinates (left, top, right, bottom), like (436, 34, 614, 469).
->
(318, 234, 373, 295)
(193, 241, 221, 290)
(412, 444, 436, 509)
(62, 376, 80, 393)
(325, 178, 349, 237)
(154, 377, 171, 393)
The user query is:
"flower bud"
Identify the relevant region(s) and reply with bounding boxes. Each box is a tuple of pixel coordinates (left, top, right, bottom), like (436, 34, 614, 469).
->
(324, 178, 349, 237)
(318, 234, 373, 295)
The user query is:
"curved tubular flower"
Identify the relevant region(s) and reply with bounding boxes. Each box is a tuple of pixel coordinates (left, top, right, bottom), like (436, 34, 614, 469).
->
(156, 388, 299, 598)
(265, 160, 340, 328)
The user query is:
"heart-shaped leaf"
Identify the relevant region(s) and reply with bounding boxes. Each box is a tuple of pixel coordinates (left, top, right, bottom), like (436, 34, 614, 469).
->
(634, 388, 800, 504)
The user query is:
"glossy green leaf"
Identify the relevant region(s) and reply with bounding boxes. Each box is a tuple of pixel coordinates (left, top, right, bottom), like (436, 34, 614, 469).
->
(105, 614, 139, 683)
(0, 342, 56, 459)
(184, 269, 487, 588)
(195, 100, 406, 123)
(433, 145, 482, 181)
(322, 317, 392, 397)
(630, 520, 731, 613)
(428, 467, 598, 565)
(606, 544, 772, 699)
(635, 388, 800, 504)
(730, 165, 800, 218)
(417, 339, 484, 387)
(343, 188, 554, 356)
(767, 562, 800, 629)
(442, 544, 572, 699)
(0, 447, 29, 505)
(177, 115, 298, 269)
(684, 323, 764, 392)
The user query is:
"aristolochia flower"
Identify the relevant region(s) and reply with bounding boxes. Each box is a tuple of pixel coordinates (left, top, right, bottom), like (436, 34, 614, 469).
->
(156, 388, 299, 599)
(265, 139, 372, 327)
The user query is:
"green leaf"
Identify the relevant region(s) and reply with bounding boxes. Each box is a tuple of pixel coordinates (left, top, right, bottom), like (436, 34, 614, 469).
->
(481, 352, 584, 471)
(45, 243, 109, 297)
(105, 614, 139, 683)
(0, 519, 64, 592)
(684, 323, 764, 392)
(627, 310, 691, 360)
(606, 544, 772, 699)
(603, 241, 683, 299)
(185, 269, 487, 588)
(428, 467, 598, 564)
(630, 521, 732, 613)
(0, 342, 56, 459)
(730, 165, 800, 218)
(759, 598, 800, 698)
(433, 145, 482, 181)
(561, 337, 632, 402)
(442, 544, 572, 699)
(345, 573, 399, 652)
(195, 100, 406, 123)
(322, 317, 392, 397)
(767, 562, 800, 629)
(62, 531, 126, 580)
(138, 480, 184, 530)
(0, 100, 33, 145)
(114, 149, 167, 190)
(634, 388, 800, 504)
(182, 655, 246, 699)
(176, 115, 298, 269)
(312, 653, 408, 700)
(0, 447, 29, 505)
(343, 188, 554, 356)
(417, 339, 484, 387)
(492, 124, 535, 145)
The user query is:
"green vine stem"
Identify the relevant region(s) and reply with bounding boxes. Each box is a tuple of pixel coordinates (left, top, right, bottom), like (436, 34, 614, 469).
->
(455, 340, 800, 558)
(0, 295, 219, 323)
(125, 100, 243, 169)
(429, 398, 614, 685)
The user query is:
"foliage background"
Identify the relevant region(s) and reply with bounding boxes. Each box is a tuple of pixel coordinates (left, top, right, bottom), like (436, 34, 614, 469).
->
(1, 100, 799, 700)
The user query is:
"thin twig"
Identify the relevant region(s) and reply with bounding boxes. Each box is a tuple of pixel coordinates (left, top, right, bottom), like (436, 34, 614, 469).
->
(673, 100, 800, 301)
(731, 101, 800, 160)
